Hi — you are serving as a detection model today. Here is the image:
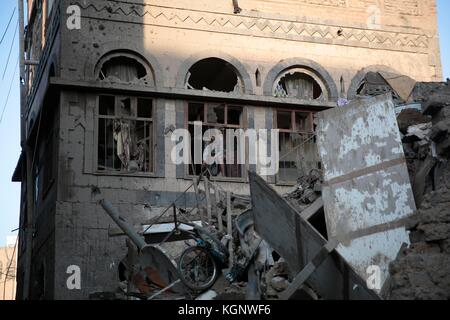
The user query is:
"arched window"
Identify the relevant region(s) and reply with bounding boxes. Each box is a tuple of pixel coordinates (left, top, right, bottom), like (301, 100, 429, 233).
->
(96, 51, 154, 86)
(355, 71, 404, 103)
(186, 58, 244, 93)
(348, 67, 416, 103)
(273, 68, 326, 100)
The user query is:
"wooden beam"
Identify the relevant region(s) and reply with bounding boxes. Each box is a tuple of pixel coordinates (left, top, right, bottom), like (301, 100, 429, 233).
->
(215, 186, 223, 232)
(204, 178, 212, 224)
(192, 177, 205, 226)
(227, 192, 234, 267)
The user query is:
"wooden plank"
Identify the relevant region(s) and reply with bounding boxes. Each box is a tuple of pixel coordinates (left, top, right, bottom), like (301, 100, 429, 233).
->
(204, 178, 212, 224)
(227, 191, 234, 267)
(215, 186, 223, 232)
(211, 183, 224, 232)
(192, 177, 205, 226)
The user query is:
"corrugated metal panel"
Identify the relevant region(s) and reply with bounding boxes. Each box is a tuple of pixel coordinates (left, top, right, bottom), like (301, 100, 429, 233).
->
(316, 94, 416, 291)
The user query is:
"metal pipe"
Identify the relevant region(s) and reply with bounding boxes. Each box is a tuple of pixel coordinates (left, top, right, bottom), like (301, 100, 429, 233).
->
(100, 200, 147, 251)
(24, 60, 39, 66)
(232, 0, 242, 14)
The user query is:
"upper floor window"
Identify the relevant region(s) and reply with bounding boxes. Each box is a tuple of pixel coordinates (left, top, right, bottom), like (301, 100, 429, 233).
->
(97, 95, 154, 174)
(186, 58, 244, 94)
(275, 109, 318, 184)
(187, 102, 246, 179)
(273, 68, 327, 101)
(356, 71, 403, 103)
(96, 52, 154, 86)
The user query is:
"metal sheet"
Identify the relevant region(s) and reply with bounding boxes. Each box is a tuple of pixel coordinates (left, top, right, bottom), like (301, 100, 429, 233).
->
(316, 94, 416, 290)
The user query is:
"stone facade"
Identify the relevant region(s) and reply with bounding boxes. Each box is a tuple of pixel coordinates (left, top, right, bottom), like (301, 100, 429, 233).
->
(14, 0, 442, 299)
(0, 240, 17, 300)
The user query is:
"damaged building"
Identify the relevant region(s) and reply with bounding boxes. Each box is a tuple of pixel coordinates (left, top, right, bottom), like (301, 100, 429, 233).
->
(12, 0, 448, 300)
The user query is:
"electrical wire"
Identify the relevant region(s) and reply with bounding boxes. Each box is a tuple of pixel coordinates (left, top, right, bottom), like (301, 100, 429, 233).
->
(0, 57, 19, 125)
(0, 7, 16, 45)
(2, 21, 19, 80)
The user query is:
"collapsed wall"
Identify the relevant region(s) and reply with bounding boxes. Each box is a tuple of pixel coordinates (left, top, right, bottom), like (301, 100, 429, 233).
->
(387, 85, 450, 300)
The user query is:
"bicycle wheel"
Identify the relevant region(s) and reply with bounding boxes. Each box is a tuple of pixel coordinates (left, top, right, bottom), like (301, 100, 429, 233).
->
(178, 246, 219, 292)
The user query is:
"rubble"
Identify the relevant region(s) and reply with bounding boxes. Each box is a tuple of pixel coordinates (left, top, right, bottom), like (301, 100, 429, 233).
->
(386, 85, 450, 300)
(96, 82, 450, 301)
(284, 169, 322, 212)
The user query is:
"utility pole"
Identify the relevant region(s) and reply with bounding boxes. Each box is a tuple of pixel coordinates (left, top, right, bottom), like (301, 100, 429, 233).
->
(18, 0, 33, 300)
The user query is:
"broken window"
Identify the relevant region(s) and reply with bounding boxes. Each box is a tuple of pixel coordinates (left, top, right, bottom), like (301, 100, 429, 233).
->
(187, 102, 245, 179)
(274, 69, 324, 100)
(356, 72, 402, 103)
(97, 52, 153, 86)
(276, 109, 318, 184)
(99, 56, 147, 82)
(97, 95, 154, 173)
(186, 58, 244, 94)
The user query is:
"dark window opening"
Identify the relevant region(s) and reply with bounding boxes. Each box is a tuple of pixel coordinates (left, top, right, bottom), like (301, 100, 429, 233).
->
(188, 102, 205, 122)
(255, 69, 261, 87)
(99, 56, 147, 82)
(187, 58, 243, 93)
(277, 111, 292, 130)
(118, 261, 127, 282)
(99, 95, 115, 116)
(137, 98, 153, 118)
(274, 72, 323, 100)
(228, 107, 242, 126)
(97, 95, 154, 173)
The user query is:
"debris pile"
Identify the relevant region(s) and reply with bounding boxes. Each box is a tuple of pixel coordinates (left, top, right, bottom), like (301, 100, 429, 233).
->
(96, 82, 450, 301)
(387, 86, 450, 300)
(284, 169, 322, 212)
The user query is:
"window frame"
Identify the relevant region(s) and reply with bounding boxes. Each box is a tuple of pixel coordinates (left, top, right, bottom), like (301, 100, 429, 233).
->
(274, 108, 316, 186)
(273, 68, 328, 101)
(94, 94, 157, 177)
(184, 101, 249, 183)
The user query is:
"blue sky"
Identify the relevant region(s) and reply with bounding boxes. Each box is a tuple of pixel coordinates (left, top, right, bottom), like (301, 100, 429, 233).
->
(0, 1, 449, 246)
(438, 0, 450, 80)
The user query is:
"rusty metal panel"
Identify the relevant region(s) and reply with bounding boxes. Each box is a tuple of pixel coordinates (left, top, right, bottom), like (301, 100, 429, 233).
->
(316, 94, 416, 291)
